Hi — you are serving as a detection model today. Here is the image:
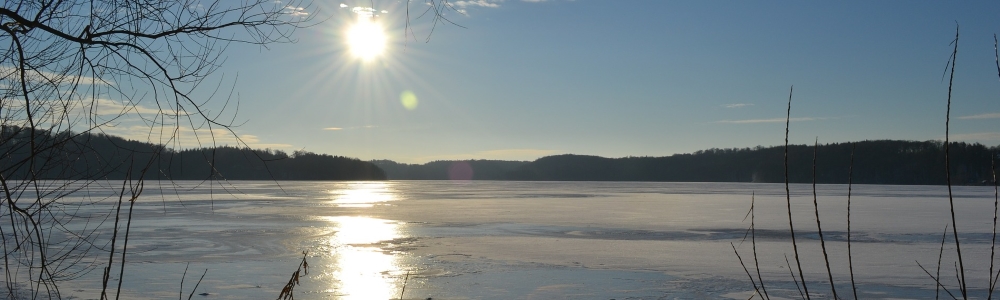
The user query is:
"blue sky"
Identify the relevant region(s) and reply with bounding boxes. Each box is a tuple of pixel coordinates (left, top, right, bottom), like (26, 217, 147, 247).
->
(157, 1, 1000, 163)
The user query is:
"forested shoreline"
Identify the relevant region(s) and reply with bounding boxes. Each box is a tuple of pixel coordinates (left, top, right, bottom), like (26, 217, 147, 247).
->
(0, 126, 385, 180)
(378, 140, 999, 185)
(5, 127, 996, 185)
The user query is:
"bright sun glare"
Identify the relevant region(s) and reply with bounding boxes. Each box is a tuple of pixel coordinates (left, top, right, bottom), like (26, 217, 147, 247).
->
(347, 18, 387, 60)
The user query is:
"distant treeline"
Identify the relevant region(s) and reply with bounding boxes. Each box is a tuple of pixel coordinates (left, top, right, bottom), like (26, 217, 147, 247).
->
(373, 160, 528, 180)
(377, 140, 999, 185)
(5, 126, 996, 184)
(0, 126, 385, 180)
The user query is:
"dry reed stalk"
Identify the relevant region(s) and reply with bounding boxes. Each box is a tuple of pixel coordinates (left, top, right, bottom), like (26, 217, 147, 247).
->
(992, 152, 999, 299)
(186, 269, 208, 300)
(847, 143, 857, 299)
(400, 270, 410, 300)
(101, 167, 133, 300)
(785, 254, 805, 299)
(737, 193, 770, 299)
(751, 192, 770, 299)
(784, 86, 809, 299)
(956, 263, 962, 295)
(277, 252, 309, 300)
(942, 25, 967, 299)
(116, 172, 147, 300)
(179, 263, 189, 300)
(990, 34, 1000, 299)
(937, 224, 949, 300)
(811, 139, 837, 299)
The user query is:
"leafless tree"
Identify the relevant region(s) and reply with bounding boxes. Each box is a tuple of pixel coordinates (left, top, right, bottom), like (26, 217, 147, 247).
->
(0, 0, 311, 298)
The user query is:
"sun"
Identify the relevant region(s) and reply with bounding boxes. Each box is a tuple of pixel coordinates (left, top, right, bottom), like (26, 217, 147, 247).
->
(346, 18, 387, 61)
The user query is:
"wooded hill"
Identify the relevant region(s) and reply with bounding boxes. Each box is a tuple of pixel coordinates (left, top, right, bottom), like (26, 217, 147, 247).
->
(379, 140, 999, 185)
(6, 126, 995, 185)
(0, 126, 385, 181)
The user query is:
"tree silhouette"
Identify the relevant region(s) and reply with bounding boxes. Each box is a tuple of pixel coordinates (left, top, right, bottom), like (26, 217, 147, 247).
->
(0, 0, 310, 297)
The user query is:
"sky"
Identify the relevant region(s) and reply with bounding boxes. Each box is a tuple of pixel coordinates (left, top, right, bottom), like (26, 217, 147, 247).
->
(128, 1, 1000, 163)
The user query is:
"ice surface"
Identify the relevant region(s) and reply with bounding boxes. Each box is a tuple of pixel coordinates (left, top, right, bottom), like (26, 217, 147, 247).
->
(37, 181, 1000, 299)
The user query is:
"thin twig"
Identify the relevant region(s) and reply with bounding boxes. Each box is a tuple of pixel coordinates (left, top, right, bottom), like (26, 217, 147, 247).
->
(919, 260, 959, 300)
(732, 243, 763, 299)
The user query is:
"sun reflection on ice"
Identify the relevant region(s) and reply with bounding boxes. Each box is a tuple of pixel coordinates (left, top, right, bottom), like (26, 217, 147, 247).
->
(322, 216, 407, 300)
(328, 182, 398, 207)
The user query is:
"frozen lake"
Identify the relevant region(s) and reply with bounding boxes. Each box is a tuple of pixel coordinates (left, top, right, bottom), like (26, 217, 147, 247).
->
(40, 181, 1000, 299)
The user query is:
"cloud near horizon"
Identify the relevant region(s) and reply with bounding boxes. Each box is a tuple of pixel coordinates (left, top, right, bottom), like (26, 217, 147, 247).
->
(715, 117, 822, 124)
(90, 98, 165, 116)
(949, 132, 1000, 142)
(958, 113, 1000, 120)
(410, 148, 558, 163)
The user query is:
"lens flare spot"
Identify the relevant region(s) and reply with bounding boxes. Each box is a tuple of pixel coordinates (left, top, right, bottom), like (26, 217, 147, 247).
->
(448, 161, 474, 180)
(400, 91, 419, 110)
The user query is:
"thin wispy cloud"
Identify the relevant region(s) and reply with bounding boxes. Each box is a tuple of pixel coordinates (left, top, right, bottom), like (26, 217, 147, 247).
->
(322, 125, 376, 131)
(90, 98, 164, 116)
(958, 113, 1000, 120)
(1, 98, 169, 122)
(446, 0, 549, 15)
(351, 6, 376, 17)
(341, 5, 387, 18)
(453, 0, 502, 8)
(715, 117, 822, 124)
(723, 103, 753, 109)
(284, 6, 308, 17)
(0, 65, 113, 86)
(100, 125, 292, 150)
